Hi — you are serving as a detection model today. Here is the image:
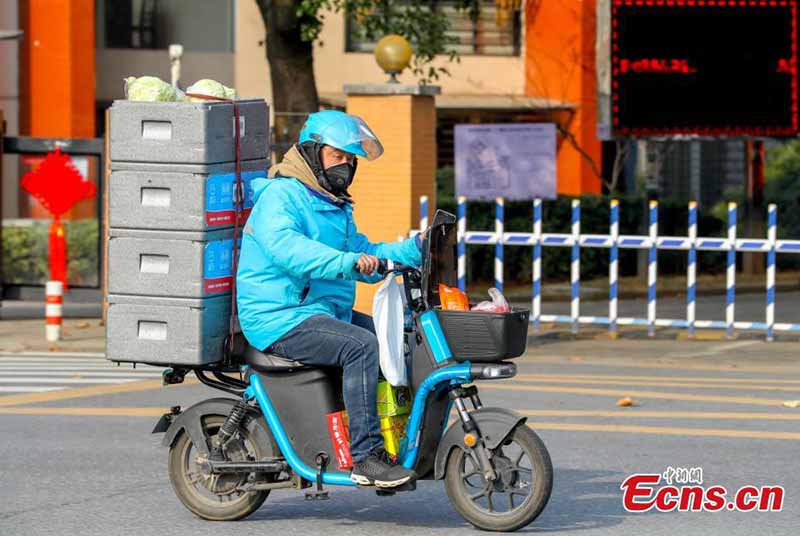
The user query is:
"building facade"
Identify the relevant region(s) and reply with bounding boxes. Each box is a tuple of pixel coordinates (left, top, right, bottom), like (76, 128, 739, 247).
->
(1, 0, 602, 295)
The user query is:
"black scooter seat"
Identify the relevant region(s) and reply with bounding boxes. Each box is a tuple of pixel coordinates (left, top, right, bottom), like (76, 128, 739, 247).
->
(243, 345, 308, 372)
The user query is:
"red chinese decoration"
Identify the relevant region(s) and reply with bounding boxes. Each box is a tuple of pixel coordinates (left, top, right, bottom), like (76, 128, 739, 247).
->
(20, 148, 97, 289)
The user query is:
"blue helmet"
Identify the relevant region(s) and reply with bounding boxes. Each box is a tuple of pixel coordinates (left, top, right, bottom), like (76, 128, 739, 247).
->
(298, 110, 384, 161)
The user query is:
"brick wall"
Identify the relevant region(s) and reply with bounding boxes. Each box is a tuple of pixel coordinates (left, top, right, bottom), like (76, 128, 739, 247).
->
(346, 94, 437, 313)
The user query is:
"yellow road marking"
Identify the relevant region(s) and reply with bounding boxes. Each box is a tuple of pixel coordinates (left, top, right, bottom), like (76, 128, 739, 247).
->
(527, 422, 800, 441)
(3, 406, 798, 423)
(512, 375, 800, 393)
(518, 409, 800, 420)
(3, 408, 799, 442)
(516, 373, 800, 385)
(0, 406, 167, 417)
(519, 356, 800, 375)
(0, 378, 198, 407)
(482, 383, 789, 406)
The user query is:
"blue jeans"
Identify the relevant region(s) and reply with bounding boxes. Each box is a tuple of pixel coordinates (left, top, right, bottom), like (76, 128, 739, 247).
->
(266, 311, 382, 463)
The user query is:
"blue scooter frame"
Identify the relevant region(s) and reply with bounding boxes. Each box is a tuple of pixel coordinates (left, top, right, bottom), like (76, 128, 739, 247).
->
(243, 309, 472, 487)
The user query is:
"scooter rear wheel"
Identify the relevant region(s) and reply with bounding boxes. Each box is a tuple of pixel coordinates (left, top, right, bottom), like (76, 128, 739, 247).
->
(444, 425, 553, 532)
(168, 415, 269, 520)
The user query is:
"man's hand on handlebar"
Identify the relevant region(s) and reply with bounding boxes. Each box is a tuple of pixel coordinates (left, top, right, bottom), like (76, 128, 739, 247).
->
(356, 253, 380, 275)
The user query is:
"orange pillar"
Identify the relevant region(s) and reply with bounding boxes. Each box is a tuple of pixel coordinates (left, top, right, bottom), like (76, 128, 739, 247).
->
(345, 84, 439, 313)
(20, 0, 96, 138)
(525, 0, 601, 195)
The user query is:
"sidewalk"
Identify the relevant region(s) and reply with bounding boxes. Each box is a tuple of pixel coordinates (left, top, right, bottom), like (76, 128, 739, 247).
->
(0, 318, 106, 353)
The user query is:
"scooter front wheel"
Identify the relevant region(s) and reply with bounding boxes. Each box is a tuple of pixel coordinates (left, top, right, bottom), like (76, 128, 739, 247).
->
(168, 415, 269, 520)
(444, 424, 553, 532)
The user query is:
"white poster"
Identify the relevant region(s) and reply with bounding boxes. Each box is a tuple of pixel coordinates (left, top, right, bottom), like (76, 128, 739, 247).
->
(454, 123, 557, 200)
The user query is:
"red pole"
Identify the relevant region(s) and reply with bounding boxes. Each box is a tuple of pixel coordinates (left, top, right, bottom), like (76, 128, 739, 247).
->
(48, 217, 68, 290)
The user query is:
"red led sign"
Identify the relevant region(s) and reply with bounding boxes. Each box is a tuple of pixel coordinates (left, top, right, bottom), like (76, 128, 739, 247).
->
(611, 0, 799, 136)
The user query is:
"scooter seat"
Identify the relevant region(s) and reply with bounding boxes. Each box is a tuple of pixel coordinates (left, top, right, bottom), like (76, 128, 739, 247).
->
(243, 345, 307, 372)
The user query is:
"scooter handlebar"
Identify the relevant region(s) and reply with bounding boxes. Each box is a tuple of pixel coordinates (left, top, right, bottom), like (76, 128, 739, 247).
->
(353, 258, 415, 276)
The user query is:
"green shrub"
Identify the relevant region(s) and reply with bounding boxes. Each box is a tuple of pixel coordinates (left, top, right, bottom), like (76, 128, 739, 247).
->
(435, 167, 727, 284)
(1, 219, 98, 286)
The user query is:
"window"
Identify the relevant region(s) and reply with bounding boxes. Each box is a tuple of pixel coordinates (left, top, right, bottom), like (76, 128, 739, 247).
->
(98, 0, 235, 52)
(346, 1, 522, 57)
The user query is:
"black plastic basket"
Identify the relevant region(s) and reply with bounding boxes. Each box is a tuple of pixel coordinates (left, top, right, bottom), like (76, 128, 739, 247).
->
(436, 308, 530, 362)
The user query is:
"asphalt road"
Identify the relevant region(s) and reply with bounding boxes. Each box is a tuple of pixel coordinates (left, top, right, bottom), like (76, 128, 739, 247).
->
(2, 339, 799, 535)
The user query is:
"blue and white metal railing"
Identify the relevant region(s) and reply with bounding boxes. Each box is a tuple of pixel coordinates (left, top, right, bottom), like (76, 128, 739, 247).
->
(647, 201, 658, 337)
(495, 197, 504, 293)
(457, 196, 467, 291)
(609, 199, 619, 336)
(533, 198, 543, 333)
(420, 195, 429, 232)
(726, 203, 737, 338)
(420, 197, 800, 340)
(571, 200, 581, 334)
(767, 204, 777, 341)
(687, 202, 697, 338)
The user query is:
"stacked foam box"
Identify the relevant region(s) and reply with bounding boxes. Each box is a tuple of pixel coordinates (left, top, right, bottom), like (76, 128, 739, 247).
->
(106, 99, 270, 366)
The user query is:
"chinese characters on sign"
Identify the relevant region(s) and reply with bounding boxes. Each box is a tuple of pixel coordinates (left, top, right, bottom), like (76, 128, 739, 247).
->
(454, 123, 557, 201)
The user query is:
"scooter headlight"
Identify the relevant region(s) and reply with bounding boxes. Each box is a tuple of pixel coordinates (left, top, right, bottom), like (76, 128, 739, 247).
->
(472, 362, 517, 380)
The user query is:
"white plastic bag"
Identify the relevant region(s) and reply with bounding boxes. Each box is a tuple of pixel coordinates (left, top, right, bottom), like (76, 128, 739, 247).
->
(372, 275, 407, 386)
(470, 287, 511, 312)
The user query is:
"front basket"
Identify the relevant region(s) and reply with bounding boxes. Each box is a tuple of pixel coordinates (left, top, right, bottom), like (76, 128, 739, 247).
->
(436, 308, 530, 363)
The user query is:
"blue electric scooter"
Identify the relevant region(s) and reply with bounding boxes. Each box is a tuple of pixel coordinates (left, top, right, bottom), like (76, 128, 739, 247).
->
(153, 210, 552, 532)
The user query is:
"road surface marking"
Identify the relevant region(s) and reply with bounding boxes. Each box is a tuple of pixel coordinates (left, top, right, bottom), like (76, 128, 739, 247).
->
(669, 340, 762, 358)
(512, 375, 800, 393)
(2, 407, 798, 441)
(0, 371, 162, 378)
(0, 364, 149, 370)
(481, 383, 789, 406)
(0, 387, 63, 393)
(0, 359, 115, 365)
(518, 409, 800, 420)
(0, 378, 197, 407)
(518, 356, 800, 375)
(527, 422, 800, 441)
(0, 378, 146, 384)
(0, 351, 106, 358)
(515, 373, 800, 385)
(0, 406, 166, 417)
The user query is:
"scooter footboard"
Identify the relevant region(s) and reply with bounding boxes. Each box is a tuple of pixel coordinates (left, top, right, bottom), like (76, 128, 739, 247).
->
(433, 407, 527, 480)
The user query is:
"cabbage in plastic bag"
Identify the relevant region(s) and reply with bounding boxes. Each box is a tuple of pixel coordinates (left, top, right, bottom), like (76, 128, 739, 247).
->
(124, 76, 183, 102)
(186, 79, 237, 101)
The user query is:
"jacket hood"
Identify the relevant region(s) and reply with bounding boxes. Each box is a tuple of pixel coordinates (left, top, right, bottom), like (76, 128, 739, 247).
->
(263, 144, 351, 204)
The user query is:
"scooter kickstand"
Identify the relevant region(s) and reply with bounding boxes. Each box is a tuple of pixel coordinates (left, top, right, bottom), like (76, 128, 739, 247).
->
(305, 452, 330, 501)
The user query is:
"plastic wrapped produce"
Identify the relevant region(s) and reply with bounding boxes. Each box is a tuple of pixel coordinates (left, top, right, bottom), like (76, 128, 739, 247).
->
(124, 76, 183, 102)
(186, 79, 237, 101)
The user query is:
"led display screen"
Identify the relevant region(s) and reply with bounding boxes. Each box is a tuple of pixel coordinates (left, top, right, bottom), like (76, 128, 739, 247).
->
(611, 0, 798, 136)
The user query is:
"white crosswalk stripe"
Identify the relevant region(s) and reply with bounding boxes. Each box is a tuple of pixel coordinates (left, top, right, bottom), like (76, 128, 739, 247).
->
(0, 353, 164, 395)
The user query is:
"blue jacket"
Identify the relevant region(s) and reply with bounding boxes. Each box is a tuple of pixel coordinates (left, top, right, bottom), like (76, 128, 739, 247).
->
(237, 177, 422, 352)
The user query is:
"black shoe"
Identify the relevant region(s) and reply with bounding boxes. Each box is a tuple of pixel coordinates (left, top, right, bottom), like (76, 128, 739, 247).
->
(350, 449, 416, 488)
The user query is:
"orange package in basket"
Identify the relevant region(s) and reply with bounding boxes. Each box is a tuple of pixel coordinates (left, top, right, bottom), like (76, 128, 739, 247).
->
(439, 284, 469, 311)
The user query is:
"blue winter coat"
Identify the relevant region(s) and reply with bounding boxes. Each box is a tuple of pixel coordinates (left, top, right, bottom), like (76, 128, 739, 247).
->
(236, 177, 422, 352)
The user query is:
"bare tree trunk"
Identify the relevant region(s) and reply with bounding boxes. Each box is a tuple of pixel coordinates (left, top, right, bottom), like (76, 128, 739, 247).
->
(255, 0, 320, 157)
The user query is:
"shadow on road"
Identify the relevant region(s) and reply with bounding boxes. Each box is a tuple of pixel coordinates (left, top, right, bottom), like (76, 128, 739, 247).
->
(246, 468, 643, 532)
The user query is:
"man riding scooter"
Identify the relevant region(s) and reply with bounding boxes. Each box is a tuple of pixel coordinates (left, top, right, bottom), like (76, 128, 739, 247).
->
(236, 110, 423, 488)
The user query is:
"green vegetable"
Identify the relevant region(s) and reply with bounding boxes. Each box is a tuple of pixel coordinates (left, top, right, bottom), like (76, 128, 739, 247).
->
(187, 79, 225, 101)
(124, 76, 182, 102)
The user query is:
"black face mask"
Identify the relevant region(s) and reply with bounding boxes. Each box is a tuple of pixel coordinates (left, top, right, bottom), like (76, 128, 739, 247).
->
(322, 161, 357, 196)
(296, 141, 357, 199)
